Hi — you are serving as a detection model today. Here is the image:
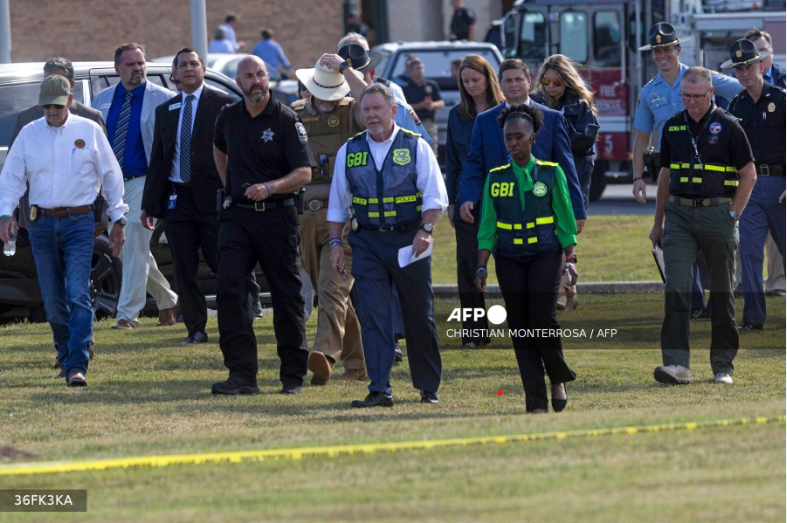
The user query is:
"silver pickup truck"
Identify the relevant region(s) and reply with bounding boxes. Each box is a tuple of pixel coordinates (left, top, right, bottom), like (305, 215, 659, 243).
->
(372, 41, 504, 167)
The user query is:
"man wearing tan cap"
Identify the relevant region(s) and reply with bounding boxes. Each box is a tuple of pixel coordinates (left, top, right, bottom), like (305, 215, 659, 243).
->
(0, 76, 128, 387)
(292, 59, 367, 385)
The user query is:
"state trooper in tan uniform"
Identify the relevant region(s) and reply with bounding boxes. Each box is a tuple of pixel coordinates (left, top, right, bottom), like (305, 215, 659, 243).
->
(293, 60, 367, 385)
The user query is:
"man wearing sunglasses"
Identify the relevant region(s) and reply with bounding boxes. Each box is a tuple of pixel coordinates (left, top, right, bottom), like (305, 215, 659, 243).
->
(723, 40, 786, 335)
(0, 76, 128, 387)
(649, 66, 756, 386)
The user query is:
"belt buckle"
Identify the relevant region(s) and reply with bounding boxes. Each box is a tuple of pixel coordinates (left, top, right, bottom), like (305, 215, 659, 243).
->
(254, 201, 266, 211)
(760, 164, 770, 176)
(692, 199, 704, 208)
(307, 199, 323, 212)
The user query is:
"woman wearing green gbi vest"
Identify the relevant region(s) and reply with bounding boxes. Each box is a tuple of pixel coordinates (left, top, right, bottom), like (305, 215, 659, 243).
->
(475, 104, 577, 413)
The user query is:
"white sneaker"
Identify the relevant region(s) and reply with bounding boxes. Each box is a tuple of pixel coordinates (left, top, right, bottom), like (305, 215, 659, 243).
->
(714, 373, 733, 384)
(654, 364, 692, 384)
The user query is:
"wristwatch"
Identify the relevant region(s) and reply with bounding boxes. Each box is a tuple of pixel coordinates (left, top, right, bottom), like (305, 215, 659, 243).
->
(115, 216, 127, 227)
(730, 211, 741, 222)
(420, 223, 434, 234)
(339, 60, 351, 72)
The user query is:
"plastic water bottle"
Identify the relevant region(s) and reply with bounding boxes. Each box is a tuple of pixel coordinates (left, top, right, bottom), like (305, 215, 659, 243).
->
(3, 235, 16, 257)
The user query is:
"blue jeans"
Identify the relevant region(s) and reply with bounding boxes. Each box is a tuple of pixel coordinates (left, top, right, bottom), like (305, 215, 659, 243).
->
(28, 212, 95, 377)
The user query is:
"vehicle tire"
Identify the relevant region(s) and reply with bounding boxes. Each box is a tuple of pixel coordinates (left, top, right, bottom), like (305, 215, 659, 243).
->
(589, 160, 608, 202)
(90, 235, 123, 320)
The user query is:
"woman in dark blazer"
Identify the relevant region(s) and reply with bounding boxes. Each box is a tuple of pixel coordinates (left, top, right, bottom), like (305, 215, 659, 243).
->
(531, 54, 600, 208)
(445, 55, 505, 348)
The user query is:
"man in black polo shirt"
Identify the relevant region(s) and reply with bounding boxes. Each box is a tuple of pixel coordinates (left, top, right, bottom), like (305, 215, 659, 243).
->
(449, 0, 476, 41)
(649, 66, 756, 386)
(401, 56, 444, 154)
(212, 56, 315, 395)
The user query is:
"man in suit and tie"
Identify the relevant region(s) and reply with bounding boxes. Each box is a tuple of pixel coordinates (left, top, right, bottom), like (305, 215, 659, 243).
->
(141, 48, 236, 344)
(92, 43, 180, 331)
(458, 58, 587, 233)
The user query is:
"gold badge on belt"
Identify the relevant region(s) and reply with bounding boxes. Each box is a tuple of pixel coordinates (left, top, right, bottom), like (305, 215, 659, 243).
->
(30, 205, 38, 221)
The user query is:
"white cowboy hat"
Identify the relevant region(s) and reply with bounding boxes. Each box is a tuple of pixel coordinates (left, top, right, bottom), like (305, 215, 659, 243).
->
(296, 60, 353, 101)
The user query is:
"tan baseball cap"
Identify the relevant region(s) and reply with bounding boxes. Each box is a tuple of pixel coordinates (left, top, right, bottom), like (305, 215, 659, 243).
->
(39, 75, 71, 106)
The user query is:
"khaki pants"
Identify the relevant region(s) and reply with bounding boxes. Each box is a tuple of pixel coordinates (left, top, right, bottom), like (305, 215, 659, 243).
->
(299, 209, 365, 371)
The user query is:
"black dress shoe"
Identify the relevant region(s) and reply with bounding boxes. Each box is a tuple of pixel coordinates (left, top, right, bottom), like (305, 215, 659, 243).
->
(280, 385, 303, 395)
(551, 383, 567, 413)
(737, 322, 763, 333)
(211, 377, 260, 395)
(182, 331, 209, 345)
(420, 391, 439, 404)
(394, 342, 404, 363)
(351, 392, 394, 408)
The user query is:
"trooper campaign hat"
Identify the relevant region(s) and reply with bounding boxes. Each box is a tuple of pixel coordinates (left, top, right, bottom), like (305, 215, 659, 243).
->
(720, 38, 771, 69)
(338, 43, 382, 72)
(638, 22, 690, 51)
(296, 60, 353, 101)
(39, 75, 70, 106)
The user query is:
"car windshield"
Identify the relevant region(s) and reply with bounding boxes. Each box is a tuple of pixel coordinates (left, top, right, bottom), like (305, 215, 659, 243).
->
(0, 81, 84, 147)
(389, 48, 500, 83)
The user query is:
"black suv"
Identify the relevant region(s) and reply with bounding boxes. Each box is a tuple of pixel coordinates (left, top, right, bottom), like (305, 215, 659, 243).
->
(0, 62, 267, 321)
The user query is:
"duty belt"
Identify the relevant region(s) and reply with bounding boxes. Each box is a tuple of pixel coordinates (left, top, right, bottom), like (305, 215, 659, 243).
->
(39, 205, 94, 218)
(306, 199, 330, 212)
(235, 198, 296, 212)
(757, 164, 785, 177)
(352, 219, 420, 233)
(669, 196, 732, 208)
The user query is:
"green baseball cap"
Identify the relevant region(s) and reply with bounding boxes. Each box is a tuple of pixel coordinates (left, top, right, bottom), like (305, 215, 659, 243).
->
(39, 75, 71, 106)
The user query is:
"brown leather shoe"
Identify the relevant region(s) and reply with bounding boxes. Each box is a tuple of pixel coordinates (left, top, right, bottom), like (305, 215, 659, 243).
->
(111, 319, 136, 330)
(156, 301, 179, 327)
(337, 368, 367, 381)
(308, 352, 334, 386)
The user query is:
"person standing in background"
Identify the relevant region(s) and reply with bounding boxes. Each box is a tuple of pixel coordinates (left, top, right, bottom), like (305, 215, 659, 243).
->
(531, 54, 600, 208)
(449, 0, 476, 41)
(221, 13, 244, 52)
(445, 54, 504, 348)
(400, 56, 444, 155)
(252, 29, 293, 78)
(209, 26, 235, 54)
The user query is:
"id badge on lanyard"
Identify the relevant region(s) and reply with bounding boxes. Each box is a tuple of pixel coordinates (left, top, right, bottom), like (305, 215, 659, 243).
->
(168, 189, 177, 210)
(683, 108, 715, 165)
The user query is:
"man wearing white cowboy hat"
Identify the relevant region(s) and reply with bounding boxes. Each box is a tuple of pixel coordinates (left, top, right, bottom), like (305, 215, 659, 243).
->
(292, 60, 368, 386)
(723, 39, 786, 335)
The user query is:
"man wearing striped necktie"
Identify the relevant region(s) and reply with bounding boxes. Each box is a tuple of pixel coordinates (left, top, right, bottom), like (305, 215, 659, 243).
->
(142, 48, 236, 344)
(92, 43, 179, 331)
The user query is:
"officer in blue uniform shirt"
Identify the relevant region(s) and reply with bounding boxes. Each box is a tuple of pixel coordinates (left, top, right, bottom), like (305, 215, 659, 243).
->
(722, 39, 786, 333)
(327, 83, 448, 408)
(632, 22, 743, 317)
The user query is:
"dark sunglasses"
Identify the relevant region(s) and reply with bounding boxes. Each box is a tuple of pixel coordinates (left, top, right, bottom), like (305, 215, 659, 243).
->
(540, 78, 564, 88)
(42, 104, 65, 110)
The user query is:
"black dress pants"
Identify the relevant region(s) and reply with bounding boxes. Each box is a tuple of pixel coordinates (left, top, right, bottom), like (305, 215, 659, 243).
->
(216, 205, 307, 387)
(453, 207, 490, 345)
(164, 184, 220, 336)
(495, 250, 576, 412)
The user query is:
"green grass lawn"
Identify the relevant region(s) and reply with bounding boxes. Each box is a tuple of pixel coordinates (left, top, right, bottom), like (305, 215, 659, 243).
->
(0, 294, 784, 521)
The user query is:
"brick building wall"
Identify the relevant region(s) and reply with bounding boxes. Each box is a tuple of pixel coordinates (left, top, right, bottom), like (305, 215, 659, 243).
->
(10, 0, 345, 69)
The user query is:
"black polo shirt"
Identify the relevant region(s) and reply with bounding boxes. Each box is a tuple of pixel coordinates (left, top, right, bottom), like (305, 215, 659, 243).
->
(214, 94, 315, 204)
(450, 7, 476, 40)
(401, 79, 443, 121)
(727, 82, 786, 166)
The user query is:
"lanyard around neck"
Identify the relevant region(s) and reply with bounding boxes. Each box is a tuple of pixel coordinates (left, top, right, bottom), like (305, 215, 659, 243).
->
(682, 106, 715, 163)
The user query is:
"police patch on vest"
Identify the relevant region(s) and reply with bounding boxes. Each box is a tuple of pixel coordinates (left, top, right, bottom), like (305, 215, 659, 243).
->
(295, 122, 308, 144)
(709, 122, 722, 134)
(533, 182, 548, 197)
(327, 116, 340, 127)
(392, 149, 411, 166)
(768, 102, 776, 113)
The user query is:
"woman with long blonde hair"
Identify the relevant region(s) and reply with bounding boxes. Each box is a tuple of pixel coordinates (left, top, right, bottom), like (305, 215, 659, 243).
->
(445, 54, 505, 348)
(532, 54, 599, 207)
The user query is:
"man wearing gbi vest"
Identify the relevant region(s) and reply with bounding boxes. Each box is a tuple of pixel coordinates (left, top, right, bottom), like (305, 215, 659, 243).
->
(649, 67, 756, 386)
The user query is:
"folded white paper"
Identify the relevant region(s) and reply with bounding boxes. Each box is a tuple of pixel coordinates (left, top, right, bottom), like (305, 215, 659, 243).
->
(398, 241, 433, 268)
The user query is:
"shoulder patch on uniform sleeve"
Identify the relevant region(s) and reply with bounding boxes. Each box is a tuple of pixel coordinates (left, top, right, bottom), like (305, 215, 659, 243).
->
(489, 163, 511, 173)
(535, 161, 558, 167)
(295, 122, 308, 144)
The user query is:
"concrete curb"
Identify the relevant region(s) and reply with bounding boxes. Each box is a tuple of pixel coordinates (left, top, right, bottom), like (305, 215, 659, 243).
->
(434, 281, 664, 298)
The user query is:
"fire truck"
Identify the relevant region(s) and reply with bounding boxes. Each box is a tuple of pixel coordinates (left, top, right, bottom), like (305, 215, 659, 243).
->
(500, 0, 786, 200)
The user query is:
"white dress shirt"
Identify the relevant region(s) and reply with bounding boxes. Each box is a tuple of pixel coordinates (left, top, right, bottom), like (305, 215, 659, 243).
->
(505, 97, 532, 108)
(169, 84, 203, 182)
(327, 124, 448, 223)
(0, 113, 128, 224)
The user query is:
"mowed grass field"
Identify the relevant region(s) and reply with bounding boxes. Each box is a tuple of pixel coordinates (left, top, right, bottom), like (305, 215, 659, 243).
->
(0, 293, 784, 521)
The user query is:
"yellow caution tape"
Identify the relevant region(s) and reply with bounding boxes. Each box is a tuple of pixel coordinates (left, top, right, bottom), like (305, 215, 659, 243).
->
(0, 416, 782, 476)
